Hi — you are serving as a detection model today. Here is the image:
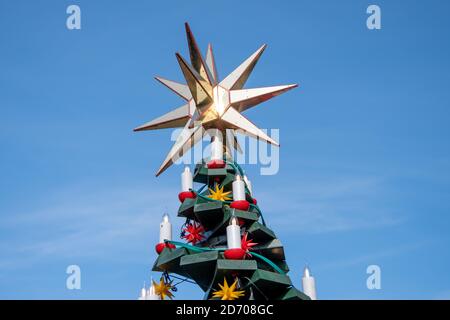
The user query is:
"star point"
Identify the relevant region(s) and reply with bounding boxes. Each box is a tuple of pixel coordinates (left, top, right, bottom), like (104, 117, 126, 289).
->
(135, 24, 298, 176)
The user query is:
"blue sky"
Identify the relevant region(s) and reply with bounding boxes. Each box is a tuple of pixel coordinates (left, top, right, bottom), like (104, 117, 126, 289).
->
(1, 0, 450, 299)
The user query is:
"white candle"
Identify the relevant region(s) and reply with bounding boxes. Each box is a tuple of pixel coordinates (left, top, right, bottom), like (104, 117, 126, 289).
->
(146, 280, 160, 300)
(243, 175, 252, 196)
(159, 213, 172, 243)
(210, 134, 223, 161)
(139, 286, 147, 300)
(181, 166, 193, 192)
(226, 216, 241, 249)
(302, 267, 317, 300)
(232, 175, 246, 201)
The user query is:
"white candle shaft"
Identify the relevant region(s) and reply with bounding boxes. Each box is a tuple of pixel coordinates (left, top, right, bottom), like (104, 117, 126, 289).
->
(226, 224, 241, 249)
(181, 168, 193, 192)
(211, 137, 223, 160)
(146, 293, 160, 300)
(302, 276, 317, 300)
(232, 179, 246, 201)
(146, 286, 160, 300)
(246, 179, 253, 196)
(139, 288, 146, 300)
(159, 220, 172, 243)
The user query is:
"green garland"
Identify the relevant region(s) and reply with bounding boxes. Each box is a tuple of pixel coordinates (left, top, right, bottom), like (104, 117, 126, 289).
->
(225, 160, 245, 176)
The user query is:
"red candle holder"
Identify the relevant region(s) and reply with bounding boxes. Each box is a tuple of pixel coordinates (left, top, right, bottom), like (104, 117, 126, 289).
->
(224, 248, 246, 260)
(207, 159, 226, 169)
(155, 242, 176, 254)
(178, 191, 196, 203)
(230, 200, 250, 211)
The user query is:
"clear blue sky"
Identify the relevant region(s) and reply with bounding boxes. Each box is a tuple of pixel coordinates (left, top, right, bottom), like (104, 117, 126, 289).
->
(1, 0, 450, 299)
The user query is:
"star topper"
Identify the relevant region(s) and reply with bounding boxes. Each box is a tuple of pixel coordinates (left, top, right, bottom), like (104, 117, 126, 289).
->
(134, 23, 298, 176)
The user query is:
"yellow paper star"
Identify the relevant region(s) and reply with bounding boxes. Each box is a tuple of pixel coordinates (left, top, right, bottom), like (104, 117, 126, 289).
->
(212, 278, 245, 300)
(153, 277, 174, 300)
(208, 184, 232, 201)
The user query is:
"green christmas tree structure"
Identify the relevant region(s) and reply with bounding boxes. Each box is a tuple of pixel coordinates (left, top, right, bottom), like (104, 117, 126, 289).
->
(134, 23, 309, 300)
(152, 160, 310, 300)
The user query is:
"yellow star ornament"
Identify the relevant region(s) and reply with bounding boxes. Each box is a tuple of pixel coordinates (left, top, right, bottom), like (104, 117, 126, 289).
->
(153, 277, 174, 300)
(212, 278, 245, 300)
(208, 184, 232, 201)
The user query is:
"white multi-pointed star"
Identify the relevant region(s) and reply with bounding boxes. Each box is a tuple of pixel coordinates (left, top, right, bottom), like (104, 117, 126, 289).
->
(134, 23, 298, 176)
